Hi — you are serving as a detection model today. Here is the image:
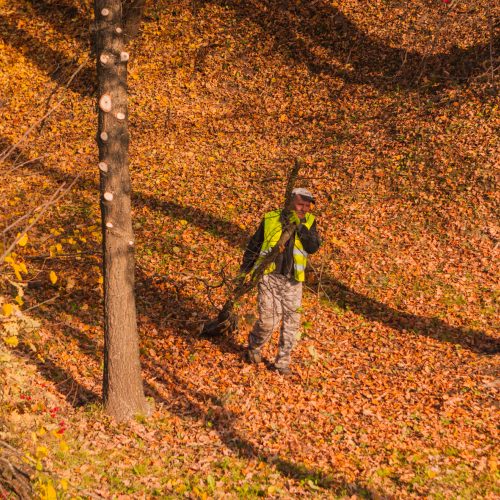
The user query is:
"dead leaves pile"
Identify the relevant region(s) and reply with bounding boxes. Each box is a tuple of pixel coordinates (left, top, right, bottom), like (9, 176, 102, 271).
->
(0, 0, 498, 497)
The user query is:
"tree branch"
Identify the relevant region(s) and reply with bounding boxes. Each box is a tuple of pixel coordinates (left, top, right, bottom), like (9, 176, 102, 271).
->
(1, 175, 81, 264)
(202, 157, 304, 335)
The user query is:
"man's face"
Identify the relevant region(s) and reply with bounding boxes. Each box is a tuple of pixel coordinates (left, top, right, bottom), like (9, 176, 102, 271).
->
(291, 194, 312, 219)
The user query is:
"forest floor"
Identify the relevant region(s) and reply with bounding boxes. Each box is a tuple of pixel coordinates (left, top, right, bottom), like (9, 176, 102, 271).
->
(0, 0, 498, 498)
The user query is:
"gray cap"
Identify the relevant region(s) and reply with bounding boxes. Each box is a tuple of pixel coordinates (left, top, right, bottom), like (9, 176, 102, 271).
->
(292, 187, 315, 203)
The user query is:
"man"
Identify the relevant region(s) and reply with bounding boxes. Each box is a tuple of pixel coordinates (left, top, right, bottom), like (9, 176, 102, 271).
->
(240, 188, 321, 375)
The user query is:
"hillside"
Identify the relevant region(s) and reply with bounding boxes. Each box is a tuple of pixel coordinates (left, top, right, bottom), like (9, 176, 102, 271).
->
(0, 0, 498, 497)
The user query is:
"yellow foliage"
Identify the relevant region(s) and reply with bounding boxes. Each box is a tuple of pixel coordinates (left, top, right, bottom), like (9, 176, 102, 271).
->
(267, 485, 278, 495)
(36, 445, 48, 458)
(2, 303, 14, 316)
(12, 264, 22, 280)
(4, 336, 19, 347)
(17, 233, 28, 247)
(49, 271, 58, 284)
(39, 479, 57, 500)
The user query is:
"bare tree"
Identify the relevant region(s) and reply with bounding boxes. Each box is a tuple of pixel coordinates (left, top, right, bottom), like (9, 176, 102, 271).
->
(93, 0, 148, 421)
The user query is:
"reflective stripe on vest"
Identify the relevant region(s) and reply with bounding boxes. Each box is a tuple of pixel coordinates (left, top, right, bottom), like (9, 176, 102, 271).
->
(253, 209, 315, 282)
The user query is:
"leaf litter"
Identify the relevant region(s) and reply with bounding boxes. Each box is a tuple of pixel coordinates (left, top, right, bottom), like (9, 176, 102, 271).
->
(0, 0, 498, 497)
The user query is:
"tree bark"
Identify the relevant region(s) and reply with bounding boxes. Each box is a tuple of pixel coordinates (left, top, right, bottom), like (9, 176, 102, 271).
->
(123, 0, 145, 40)
(94, 0, 148, 421)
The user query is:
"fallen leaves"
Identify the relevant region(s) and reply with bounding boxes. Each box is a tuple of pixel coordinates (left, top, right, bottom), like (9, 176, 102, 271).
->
(17, 232, 28, 247)
(2, 302, 14, 317)
(3, 335, 19, 347)
(0, 0, 498, 497)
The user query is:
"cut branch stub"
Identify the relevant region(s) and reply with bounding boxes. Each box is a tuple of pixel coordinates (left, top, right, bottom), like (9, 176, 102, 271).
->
(120, 52, 129, 62)
(105, 222, 113, 228)
(98, 162, 108, 172)
(101, 8, 110, 16)
(103, 192, 113, 201)
(116, 112, 125, 120)
(116, 27, 123, 34)
(100, 131, 109, 141)
(100, 54, 110, 65)
(99, 95, 112, 112)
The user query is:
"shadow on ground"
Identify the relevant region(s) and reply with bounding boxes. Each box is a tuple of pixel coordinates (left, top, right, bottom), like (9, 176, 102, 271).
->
(3, 0, 497, 99)
(196, 0, 497, 92)
(143, 364, 379, 496)
(2, 135, 498, 356)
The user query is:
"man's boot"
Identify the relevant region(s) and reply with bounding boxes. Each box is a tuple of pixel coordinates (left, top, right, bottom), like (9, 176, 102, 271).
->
(247, 348, 262, 364)
(272, 364, 291, 375)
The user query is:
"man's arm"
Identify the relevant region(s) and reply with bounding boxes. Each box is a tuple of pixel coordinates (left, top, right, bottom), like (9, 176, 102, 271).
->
(240, 220, 265, 273)
(297, 219, 321, 254)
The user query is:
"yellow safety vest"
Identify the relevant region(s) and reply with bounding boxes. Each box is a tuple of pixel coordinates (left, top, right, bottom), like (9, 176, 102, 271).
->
(254, 209, 315, 282)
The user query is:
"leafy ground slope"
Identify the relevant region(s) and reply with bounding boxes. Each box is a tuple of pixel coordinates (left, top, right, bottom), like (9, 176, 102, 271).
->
(0, 0, 498, 497)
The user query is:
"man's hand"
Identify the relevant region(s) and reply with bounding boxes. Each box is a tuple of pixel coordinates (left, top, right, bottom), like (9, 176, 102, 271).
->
(288, 210, 301, 226)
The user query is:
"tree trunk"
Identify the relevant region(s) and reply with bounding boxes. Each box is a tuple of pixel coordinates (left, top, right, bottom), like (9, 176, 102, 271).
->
(123, 0, 145, 40)
(94, 0, 148, 421)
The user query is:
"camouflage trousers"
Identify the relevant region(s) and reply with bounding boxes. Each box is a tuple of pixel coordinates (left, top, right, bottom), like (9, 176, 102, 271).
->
(248, 274, 303, 369)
